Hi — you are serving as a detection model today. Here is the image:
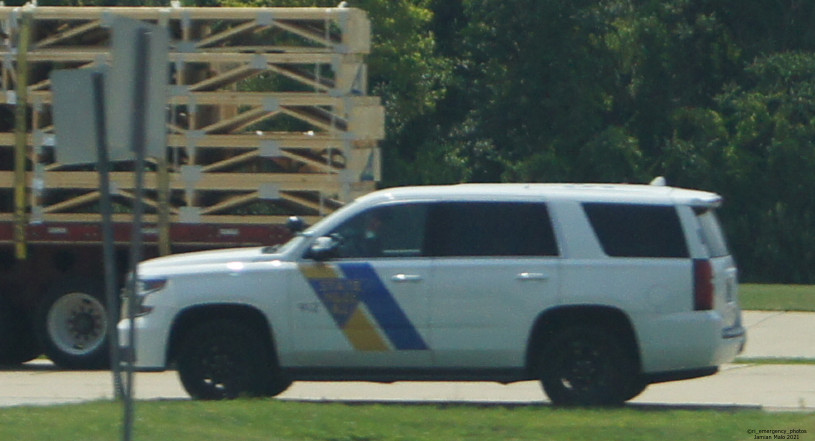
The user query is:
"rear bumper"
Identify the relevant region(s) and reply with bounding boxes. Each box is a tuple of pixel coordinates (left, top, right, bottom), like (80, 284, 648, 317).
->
(722, 324, 746, 341)
(636, 311, 746, 374)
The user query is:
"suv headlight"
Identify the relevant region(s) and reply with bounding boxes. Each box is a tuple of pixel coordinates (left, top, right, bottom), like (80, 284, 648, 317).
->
(121, 277, 167, 318)
(139, 278, 168, 294)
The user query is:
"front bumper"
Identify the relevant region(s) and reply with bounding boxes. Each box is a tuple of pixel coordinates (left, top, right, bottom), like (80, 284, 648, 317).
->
(117, 311, 174, 370)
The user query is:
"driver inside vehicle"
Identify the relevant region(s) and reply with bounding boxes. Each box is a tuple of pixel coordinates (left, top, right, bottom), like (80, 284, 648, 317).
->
(332, 208, 388, 258)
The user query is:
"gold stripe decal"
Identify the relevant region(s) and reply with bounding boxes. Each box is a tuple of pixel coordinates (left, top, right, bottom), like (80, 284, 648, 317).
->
(343, 307, 390, 351)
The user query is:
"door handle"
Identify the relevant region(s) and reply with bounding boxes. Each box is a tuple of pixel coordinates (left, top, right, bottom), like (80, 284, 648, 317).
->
(516, 272, 548, 281)
(391, 274, 423, 283)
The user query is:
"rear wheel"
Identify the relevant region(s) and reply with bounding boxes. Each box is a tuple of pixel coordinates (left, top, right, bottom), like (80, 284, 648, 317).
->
(177, 319, 290, 400)
(36, 279, 110, 369)
(539, 326, 638, 406)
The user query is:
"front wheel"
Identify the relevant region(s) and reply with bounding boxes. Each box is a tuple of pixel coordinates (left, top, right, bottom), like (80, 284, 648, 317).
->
(36, 279, 110, 369)
(539, 326, 639, 406)
(177, 319, 291, 400)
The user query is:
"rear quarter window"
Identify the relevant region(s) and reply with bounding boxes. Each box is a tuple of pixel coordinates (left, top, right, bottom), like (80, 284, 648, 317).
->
(583, 203, 689, 258)
(694, 207, 730, 258)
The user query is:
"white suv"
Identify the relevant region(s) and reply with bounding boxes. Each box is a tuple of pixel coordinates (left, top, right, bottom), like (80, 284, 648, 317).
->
(119, 183, 745, 405)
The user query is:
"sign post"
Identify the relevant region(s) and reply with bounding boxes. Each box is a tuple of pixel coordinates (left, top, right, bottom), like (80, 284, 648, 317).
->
(109, 17, 169, 441)
(52, 66, 123, 399)
(51, 15, 169, 441)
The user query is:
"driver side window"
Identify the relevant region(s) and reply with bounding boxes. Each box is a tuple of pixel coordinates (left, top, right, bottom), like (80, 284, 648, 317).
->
(329, 203, 429, 259)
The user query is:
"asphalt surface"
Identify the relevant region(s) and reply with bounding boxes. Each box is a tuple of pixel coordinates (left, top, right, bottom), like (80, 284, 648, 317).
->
(1, 311, 814, 410)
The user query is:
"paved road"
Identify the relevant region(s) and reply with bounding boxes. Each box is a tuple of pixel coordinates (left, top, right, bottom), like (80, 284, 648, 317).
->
(1, 311, 813, 410)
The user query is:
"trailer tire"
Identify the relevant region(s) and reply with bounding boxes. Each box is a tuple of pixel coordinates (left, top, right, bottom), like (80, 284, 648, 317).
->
(0, 297, 41, 366)
(36, 278, 111, 369)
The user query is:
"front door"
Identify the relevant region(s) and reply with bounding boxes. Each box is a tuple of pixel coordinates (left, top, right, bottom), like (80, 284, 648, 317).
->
(290, 203, 432, 367)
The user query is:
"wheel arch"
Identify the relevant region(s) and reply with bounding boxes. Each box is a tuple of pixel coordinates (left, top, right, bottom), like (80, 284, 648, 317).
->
(167, 303, 278, 366)
(525, 304, 642, 374)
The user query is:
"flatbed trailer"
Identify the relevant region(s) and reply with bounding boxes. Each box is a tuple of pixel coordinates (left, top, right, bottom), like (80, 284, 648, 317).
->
(0, 5, 383, 368)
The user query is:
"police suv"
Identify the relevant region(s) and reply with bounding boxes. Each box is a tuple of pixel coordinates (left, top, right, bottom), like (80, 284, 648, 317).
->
(119, 182, 746, 405)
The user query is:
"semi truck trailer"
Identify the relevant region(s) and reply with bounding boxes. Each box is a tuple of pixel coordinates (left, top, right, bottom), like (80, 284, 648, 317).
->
(0, 5, 383, 369)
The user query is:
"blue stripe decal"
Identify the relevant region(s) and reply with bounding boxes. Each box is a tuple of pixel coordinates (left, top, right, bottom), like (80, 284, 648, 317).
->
(338, 263, 429, 350)
(305, 278, 360, 328)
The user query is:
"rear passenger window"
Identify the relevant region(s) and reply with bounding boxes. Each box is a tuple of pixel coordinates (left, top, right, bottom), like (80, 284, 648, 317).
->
(426, 202, 558, 257)
(583, 203, 688, 258)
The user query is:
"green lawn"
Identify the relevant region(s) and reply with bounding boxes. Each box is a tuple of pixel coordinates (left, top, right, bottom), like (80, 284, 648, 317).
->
(0, 400, 812, 441)
(739, 284, 815, 311)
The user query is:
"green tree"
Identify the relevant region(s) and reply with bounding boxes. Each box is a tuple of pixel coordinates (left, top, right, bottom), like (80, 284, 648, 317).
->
(414, 0, 647, 184)
(600, 0, 742, 173)
(714, 52, 815, 282)
(708, 0, 815, 57)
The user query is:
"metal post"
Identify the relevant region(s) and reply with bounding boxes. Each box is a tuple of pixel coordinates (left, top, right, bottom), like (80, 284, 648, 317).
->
(91, 70, 125, 400)
(123, 27, 150, 441)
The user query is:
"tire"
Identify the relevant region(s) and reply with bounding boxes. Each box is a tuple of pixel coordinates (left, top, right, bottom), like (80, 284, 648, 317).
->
(621, 378, 648, 402)
(0, 297, 41, 366)
(538, 326, 638, 406)
(36, 279, 111, 369)
(177, 319, 290, 400)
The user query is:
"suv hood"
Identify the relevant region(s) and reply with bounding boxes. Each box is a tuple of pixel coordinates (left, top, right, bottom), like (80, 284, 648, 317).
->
(139, 247, 274, 273)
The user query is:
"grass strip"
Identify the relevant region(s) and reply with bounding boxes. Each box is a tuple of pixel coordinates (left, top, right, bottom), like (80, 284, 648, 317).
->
(739, 284, 815, 312)
(0, 400, 813, 441)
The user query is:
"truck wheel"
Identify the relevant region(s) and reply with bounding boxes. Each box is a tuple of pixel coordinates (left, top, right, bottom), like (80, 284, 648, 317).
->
(538, 325, 637, 406)
(37, 279, 110, 369)
(177, 319, 289, 400)
(0, 298, 41, 366)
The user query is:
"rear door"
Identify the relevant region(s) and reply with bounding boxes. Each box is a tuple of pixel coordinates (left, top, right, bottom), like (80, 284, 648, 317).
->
(425, 202, 561, 368)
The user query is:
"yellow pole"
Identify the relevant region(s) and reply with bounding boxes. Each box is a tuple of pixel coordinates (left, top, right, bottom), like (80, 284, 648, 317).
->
(13, 11, 32, 261)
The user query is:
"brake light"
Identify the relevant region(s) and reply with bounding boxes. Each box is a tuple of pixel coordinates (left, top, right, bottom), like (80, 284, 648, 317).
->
(693, 259, 714, 311)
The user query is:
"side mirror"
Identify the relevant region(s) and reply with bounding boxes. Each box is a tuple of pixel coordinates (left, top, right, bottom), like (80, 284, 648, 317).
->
(286, 216, 307, 233)
(307, 235, 342, 261)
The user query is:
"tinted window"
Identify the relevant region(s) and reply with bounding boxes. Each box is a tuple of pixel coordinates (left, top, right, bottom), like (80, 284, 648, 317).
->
(425, 202, 558, 257)
(584, 203, 688, 258)
(330, 204, 428, 258)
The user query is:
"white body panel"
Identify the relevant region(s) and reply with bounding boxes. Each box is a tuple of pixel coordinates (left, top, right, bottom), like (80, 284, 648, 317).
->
(429, 257, 560, 368)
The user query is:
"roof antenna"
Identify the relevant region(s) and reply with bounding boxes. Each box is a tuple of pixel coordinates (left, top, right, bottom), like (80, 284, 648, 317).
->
(649, 176, 667, 186)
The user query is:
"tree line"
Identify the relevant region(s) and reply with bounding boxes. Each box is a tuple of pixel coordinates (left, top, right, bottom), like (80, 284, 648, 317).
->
(16, 0, 815, 283)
